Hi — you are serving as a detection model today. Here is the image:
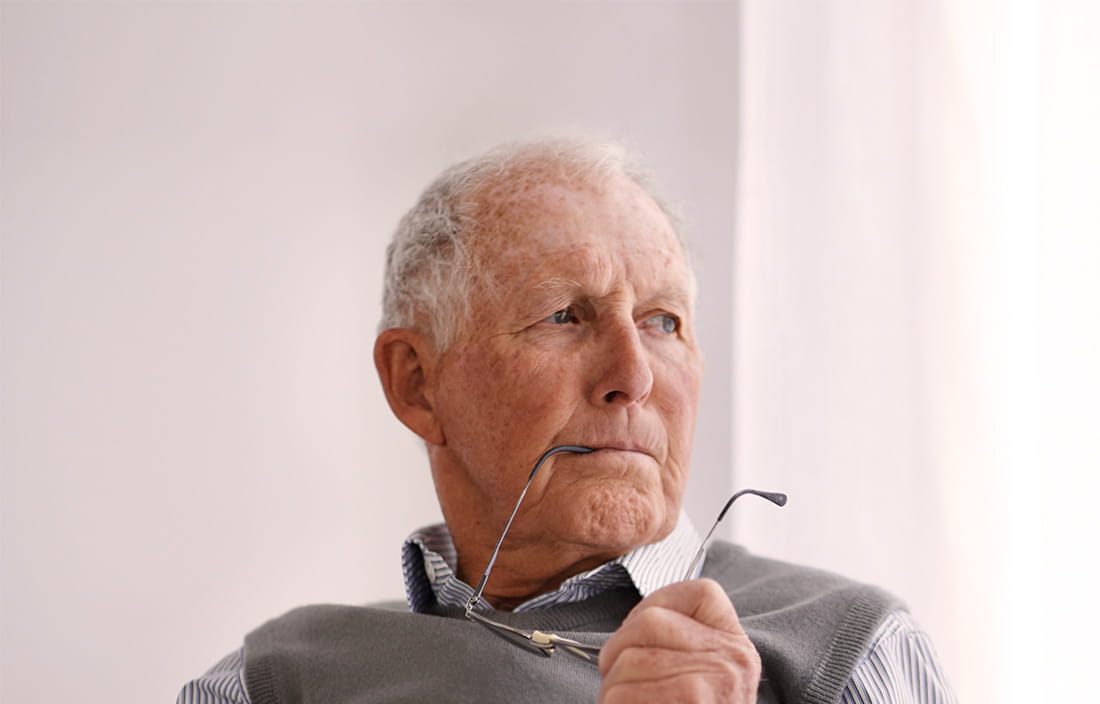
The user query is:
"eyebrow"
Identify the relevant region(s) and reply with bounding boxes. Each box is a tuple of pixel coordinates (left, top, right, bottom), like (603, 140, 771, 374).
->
(640, 290, 695, 317)
(507, 278, 583, 320)
(526, 278, 694, 311)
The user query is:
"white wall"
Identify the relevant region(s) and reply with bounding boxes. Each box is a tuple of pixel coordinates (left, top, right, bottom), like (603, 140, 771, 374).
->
(0, 3, 739, 702)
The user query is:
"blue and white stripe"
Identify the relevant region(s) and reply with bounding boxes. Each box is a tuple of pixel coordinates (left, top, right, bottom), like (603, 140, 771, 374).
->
(838, 610, 957, 704)
(177, 514, 956, 703)
(402, 512, 703, 613)
(176, 649, 249, 704)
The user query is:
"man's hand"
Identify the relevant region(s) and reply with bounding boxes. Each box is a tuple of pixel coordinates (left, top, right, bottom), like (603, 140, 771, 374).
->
(598, 579, 761, 703)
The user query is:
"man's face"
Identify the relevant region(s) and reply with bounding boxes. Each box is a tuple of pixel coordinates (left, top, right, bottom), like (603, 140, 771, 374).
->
(427, 170, 703, 562)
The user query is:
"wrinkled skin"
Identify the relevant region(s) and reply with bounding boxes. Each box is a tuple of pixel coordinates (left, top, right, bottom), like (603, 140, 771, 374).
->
(599, 579, 761, 703)
(374, 168, 760, 700)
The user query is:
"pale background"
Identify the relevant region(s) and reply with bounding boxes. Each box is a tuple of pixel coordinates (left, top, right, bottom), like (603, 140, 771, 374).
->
(2, 2, 739, 702)
(2, 2, 1097, 704)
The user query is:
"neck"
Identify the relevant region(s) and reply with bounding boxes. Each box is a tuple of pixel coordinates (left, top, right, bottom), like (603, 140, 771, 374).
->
(426, 445, 645, 608)
(456, 541, 623, 610)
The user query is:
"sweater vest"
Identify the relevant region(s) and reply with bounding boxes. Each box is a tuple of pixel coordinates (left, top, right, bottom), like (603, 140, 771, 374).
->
(243, 541, 902, 704)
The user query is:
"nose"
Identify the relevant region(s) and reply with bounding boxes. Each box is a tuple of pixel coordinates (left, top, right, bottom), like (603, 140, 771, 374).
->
(589, 319, 654, 406)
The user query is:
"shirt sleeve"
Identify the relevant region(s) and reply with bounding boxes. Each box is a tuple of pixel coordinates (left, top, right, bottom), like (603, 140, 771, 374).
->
(837, 610, 957, 704)
(176, 648, 251, 704)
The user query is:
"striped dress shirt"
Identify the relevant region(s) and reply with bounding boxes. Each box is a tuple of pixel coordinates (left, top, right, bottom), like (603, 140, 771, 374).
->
(177, 516, 955, 704)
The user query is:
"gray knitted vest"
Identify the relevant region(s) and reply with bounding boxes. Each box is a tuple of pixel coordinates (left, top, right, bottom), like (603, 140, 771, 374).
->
(244, 542, 902, 703)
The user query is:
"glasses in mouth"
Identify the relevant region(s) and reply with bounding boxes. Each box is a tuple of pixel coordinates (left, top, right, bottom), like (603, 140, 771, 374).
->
(463, 445, 787, 665)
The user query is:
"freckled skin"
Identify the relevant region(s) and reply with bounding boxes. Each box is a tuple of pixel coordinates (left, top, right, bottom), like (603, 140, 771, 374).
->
(375, 163, 755, 701)
(421, 171, 703, 608)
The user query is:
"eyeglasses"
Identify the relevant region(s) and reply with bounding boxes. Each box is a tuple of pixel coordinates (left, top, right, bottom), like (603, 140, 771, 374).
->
(463, 445, 787, 665)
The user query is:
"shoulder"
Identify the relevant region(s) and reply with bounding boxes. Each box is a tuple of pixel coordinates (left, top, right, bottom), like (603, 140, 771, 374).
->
(704, 542, 908, 704)
(840, 610, 958, 703)
(176, 649, 250, 704)
(702, 540, 904, 618)
(245, 600, 416, 647)
(177, 602, 412, 704)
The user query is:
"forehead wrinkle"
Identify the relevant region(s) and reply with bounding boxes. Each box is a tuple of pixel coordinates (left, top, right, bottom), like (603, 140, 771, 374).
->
(468, 174, 693, 312)
(533, 276, 583, 293)
(499, 241, 615, 292)
(510, 244, 691, 310)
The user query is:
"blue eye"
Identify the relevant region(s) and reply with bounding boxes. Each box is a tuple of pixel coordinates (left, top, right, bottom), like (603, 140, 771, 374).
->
(649, 314, 679, 334)
(547, 308, 578, 324)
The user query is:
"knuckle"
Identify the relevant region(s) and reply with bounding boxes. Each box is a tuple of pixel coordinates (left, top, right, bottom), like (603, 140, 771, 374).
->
(696, 577, 724, 594)
(724, 635, 762, 678)
(696, 578, 733, 606)
(633, 603, 679, 632)
(675, 675, 712, 701)
(616, 644, 666, 672)
(599, 647, 761, 704)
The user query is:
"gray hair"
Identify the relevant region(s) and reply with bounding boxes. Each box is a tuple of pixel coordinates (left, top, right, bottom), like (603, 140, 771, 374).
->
(379, 137, 690, 349)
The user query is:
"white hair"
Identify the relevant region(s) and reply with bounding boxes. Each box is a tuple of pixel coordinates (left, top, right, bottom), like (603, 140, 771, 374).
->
(379, 137, 691, 349)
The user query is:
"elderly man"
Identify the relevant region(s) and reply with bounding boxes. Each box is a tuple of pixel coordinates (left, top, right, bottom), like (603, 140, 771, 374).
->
(179, 139, 954, 703)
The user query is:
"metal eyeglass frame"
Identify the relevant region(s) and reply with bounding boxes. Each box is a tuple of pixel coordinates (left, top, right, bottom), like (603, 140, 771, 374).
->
(463, 444, 787, 665)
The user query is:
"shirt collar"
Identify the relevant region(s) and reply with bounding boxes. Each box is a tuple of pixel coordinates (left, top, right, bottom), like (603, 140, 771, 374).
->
(401, 512, 703, 613)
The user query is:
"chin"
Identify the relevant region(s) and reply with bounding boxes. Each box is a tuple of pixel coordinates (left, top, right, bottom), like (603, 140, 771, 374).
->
(566, 484, 675, 552)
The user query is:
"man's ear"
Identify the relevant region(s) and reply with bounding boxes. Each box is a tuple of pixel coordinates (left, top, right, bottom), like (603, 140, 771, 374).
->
(373, 328, 445, 446)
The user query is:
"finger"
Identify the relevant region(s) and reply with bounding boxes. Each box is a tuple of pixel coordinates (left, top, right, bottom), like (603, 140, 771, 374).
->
(609, 603, 735, 652)
(603, 644, 741, 682)
(599, 581, 749, 677)
(630, 578, 743, 633)
(598, 605, 750, 676)
(599, 650, 746, 704)
(599, 632, 761, 703)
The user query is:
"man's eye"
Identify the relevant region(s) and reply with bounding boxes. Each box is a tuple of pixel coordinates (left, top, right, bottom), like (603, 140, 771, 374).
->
(645, 314, 680, 334)
(546, 308, 579, 325)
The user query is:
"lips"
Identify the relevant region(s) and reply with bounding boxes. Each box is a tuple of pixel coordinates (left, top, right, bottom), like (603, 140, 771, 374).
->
(558, 421, 666, 462)
(577, 444, 657, 459)
(594, 445, 650, 454)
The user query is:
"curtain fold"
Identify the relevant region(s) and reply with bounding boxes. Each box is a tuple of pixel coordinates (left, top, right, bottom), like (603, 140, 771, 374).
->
(730, 2, 1089, 700)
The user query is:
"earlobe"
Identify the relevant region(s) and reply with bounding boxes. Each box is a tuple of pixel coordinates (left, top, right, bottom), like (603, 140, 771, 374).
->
(373, 329, 446, 446)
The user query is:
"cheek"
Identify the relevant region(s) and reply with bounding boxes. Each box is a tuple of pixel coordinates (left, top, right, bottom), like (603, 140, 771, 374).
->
(658, 357, 703, 434)
(442, 347, 570, 447)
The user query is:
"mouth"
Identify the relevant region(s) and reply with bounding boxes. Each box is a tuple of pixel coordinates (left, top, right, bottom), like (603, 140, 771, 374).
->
(579, 445, 656, 460)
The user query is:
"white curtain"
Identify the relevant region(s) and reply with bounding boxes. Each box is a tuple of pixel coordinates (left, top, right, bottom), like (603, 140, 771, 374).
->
(733, 2, 1097, 702)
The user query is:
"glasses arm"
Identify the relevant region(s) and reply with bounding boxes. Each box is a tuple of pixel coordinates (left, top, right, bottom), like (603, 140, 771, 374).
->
(683, 489, 787, 581)
(467, 445, 595, 611)
(462, 449, 787, 669)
